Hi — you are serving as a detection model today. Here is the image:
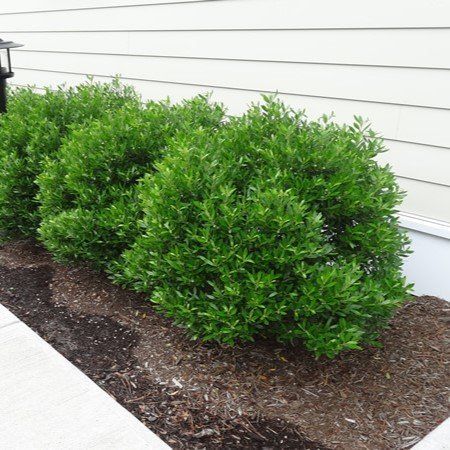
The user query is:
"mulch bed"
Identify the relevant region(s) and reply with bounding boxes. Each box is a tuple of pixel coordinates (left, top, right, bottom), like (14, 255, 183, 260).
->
(0, 240, 448, 449)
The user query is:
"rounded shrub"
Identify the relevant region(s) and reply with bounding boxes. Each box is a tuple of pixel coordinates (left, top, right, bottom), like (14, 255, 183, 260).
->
(0, 80, 139, 238)
(0, 87, 65, 238)
(37, 95, 225, 268)
(115, 97, 411, 357)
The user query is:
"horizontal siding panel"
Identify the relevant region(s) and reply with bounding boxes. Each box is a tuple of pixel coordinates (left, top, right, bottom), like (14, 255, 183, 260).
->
(5, 28, 450, 68)
(12, 51, 450, 109)
(1, 0, 450, 32)
(397, 178, 450, 222)
(10, 33, 131, 54)
(396, 107, 450, 149)
(0, 1, 201, 14)
(377, 141, 450, 187)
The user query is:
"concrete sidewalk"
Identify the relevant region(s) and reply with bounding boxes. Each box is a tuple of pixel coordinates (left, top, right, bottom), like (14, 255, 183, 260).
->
(412, 417, 450, 450)
(0, 304, 169, 449)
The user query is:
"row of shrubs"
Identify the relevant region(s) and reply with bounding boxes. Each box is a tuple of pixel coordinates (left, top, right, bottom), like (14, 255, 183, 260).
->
(0, 80, 411, 357)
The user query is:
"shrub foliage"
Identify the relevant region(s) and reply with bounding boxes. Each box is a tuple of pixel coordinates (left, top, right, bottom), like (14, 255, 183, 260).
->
(37, 96, 225, 268)
(0, 80, 138, 237)
(0, 81, 410, 357)
(115, 98, 410, 357)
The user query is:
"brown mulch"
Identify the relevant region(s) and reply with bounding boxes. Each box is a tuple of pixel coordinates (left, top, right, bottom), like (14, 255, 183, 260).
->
(0, 240, 448, 449)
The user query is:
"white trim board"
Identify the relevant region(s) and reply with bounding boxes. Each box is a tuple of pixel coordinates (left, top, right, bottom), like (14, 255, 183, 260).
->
(0, 304, 169, 450)
(399, 212, 450, 240)
(399, 213, 450, 300)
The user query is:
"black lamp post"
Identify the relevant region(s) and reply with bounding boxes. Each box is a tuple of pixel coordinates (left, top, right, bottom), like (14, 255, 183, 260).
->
(0, 38, 23, 113)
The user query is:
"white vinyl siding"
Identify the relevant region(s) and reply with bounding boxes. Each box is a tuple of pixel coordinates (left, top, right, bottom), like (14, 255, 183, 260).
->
(2, 0, 450, 223)
(1, 0, 450, 30)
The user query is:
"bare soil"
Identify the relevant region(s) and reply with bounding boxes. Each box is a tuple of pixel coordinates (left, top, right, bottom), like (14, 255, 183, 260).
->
(0, 239, 448, 449)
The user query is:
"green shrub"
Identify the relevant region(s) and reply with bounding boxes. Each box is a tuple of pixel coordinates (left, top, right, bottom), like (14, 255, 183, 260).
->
(0, 80, 139, 238)
(115, 97, 410, 357)
(37, 96, 225, 268)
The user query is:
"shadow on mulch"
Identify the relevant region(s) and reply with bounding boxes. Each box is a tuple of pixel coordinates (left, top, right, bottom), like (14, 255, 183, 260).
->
(0, 263, 324, 449)
(0, 240, 448, 449)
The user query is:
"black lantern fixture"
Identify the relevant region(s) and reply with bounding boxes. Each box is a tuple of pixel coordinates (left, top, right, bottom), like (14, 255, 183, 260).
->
(0, 38, 24, 113)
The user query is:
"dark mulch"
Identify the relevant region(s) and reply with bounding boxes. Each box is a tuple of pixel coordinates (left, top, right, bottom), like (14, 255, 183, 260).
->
(0, 240, 448, 449)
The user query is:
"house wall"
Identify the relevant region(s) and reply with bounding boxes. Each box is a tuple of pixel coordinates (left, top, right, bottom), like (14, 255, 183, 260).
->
(1, 0, 449, 299)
